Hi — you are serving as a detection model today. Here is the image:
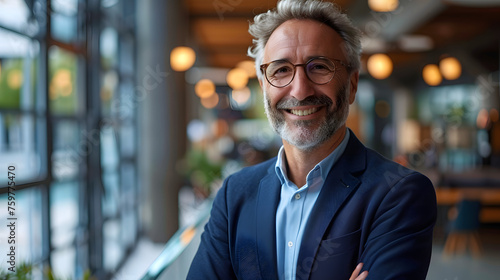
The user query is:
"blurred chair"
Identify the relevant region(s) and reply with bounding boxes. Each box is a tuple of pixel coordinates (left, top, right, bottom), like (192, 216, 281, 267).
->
(443, 199, 482, 258)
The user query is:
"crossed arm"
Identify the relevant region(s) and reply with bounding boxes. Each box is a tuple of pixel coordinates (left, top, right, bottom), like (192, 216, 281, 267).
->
(188, 172, 436, 279)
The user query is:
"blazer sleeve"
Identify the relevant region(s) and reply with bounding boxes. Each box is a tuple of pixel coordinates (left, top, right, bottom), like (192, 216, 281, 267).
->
(187, 178, 237, 279)
(360, 172, 437, 280)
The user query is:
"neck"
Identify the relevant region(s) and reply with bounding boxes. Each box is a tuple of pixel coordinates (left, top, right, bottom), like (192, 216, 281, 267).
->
(283, 127, 347, 187)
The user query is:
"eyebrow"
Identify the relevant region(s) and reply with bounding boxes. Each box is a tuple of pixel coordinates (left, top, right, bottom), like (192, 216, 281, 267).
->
(306, 55, 327, 61)
(266, 55, 325, 64)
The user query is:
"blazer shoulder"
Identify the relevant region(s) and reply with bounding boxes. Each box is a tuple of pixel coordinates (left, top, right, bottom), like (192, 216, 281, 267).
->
(363, 147, 432, 187)
(228, 157, 276, 182)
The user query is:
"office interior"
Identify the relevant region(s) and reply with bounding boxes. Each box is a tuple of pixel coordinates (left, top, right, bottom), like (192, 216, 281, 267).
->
(0, 0, 499, 279)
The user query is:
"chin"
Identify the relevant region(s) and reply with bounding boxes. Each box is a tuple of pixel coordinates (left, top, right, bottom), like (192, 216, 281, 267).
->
(280, 124, 334, 151)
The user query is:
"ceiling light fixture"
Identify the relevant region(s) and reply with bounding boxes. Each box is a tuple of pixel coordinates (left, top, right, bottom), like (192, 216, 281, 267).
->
(422, 64, 442, 86)
(170, 46, 196, 72)
(439, 56, 462, 80)
(226, 68, 248, 90)
(194, 79, 216, 98)
(236, 60, 257, 78)
(367, 53, 393, 80)
(368, 0, 399, 12)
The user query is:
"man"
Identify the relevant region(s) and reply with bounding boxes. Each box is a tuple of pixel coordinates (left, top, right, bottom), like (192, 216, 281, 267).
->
(188, 0, 437, 279)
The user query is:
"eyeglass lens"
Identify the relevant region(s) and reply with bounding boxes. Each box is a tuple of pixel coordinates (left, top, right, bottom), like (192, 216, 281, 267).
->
(265, 58, 336, 87)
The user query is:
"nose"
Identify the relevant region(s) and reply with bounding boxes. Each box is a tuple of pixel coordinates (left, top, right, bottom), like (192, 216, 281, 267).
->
(288, 66, 315, 101)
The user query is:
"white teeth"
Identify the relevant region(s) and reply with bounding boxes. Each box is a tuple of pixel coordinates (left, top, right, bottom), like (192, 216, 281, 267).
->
(290, 108, 318, 116)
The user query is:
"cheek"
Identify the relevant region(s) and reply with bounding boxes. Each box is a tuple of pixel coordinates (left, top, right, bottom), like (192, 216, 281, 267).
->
(264, 86, 286, 107)
(328, 76, 349, 100)
(323, 76, 344, 97)
(320, 87, 340, 105)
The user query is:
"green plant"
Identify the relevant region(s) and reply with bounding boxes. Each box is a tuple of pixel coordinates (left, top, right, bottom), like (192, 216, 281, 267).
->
(46, 267, 93, 280)
(0, 263, 94, 280)
(182, 148, 223, 195)
(445, 103, 469, 126)
(0, 262, 32, 280)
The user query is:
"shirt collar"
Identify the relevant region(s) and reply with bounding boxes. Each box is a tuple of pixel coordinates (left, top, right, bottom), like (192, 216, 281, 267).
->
(275, 128, 350, 185)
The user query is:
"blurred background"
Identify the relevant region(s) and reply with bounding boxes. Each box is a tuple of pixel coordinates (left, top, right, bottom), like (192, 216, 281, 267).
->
(0, 0, 499, 279)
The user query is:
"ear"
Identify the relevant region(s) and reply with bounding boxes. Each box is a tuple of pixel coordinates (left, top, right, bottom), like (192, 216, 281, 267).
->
(348, 71, 359, 104)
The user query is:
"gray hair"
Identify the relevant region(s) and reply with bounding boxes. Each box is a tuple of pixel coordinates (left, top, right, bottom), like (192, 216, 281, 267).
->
(248, 0, 362, 80)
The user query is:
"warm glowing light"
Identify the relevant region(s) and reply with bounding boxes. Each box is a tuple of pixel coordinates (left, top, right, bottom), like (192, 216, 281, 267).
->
(226, 68, 248, 90)
(201, 93, 219, 109)
(7, 69, 23, 90)
(195, 79, 216, 98)
(477, 108, 489, 129)
(490, 108, 499, 123)
(236, 60, 257, 78)
(422, 64, 442, 86)
(367, 54, 393, 80)
(368, 0, 399, 12)
(398, 120, 420, 153)
(231, 87, 251, 105)
(50, 69, 73, 98)
(170, 46, 196, 72)
(439, 57, 462, 80)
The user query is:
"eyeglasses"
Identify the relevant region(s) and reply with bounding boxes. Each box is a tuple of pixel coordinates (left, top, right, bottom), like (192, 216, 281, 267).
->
(260, 56, 351, 88)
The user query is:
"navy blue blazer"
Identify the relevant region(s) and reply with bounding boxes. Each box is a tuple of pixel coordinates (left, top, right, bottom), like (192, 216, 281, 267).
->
(188, 132, 437, 280)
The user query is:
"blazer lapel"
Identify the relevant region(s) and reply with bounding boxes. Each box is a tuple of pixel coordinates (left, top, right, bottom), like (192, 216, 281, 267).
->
(296, 132, 367, 279)
(255, 164, 281, 279)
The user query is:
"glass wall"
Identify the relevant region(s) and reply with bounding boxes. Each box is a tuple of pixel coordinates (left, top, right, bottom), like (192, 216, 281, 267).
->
(0, 0, 138, 278)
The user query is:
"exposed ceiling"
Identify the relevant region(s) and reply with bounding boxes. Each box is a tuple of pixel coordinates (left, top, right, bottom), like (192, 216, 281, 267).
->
(186, 0, 500, 82)
(186, 0, 352, 68)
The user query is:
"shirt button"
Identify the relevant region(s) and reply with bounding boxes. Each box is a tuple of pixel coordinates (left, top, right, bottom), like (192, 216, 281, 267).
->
(288, 241, 293, 247)
(295, 193, 301, 200)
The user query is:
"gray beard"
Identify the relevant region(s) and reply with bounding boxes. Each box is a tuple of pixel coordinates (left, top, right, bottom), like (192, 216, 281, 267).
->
(264, 84, 350, 151)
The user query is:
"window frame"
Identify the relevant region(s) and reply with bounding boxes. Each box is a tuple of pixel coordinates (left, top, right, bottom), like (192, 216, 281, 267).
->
(0, 0, 138, 278)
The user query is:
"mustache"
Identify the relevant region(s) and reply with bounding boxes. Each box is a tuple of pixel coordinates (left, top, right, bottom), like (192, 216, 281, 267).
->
(276, 95, 333, 110)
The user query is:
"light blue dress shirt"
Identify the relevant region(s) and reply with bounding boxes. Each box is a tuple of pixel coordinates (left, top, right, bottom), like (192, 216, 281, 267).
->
(275, 129, 350, 280)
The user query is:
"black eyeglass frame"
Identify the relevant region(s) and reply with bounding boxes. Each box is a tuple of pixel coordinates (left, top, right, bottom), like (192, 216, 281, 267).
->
(260, 56, 351, 88)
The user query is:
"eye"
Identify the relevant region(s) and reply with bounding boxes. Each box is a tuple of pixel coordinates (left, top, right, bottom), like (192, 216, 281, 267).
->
(307, 60, 335, 74)
(268, 62, 293, 78)
(310, 63, 327, 70)
(275, 66, 291, 73)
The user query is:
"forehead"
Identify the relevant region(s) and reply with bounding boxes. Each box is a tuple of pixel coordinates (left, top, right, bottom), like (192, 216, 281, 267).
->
(263, 19, 347, 62)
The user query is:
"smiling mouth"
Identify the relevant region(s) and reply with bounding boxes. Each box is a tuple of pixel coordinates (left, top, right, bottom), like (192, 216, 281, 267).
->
(286, 107, 320, 116)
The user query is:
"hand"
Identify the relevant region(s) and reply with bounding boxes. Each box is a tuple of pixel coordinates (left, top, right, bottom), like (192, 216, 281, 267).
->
(349, 263, 368, 280)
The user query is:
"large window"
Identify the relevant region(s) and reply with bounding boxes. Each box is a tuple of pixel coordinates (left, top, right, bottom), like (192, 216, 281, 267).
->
(0, 0, 138, 278)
